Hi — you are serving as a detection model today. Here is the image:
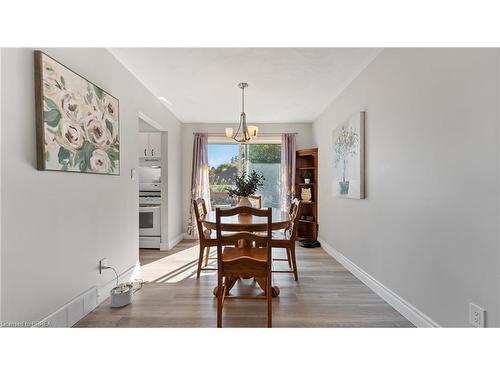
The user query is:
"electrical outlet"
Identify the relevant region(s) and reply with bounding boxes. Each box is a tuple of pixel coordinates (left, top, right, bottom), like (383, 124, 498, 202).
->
(469, 303, 485, 327)
(99, 258, 108, 274)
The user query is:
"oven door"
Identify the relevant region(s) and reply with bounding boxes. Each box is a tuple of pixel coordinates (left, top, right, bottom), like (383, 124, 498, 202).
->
(139, 205, 161, 237)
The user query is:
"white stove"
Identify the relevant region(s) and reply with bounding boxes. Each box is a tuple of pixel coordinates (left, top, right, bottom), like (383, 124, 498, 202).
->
(139, 182, 161, 249)
(139, 196, 161, 206)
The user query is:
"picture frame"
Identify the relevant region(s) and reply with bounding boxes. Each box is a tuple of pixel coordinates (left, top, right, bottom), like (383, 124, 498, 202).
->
(332, 111, 365, 199)
(34, 50, 120, 175)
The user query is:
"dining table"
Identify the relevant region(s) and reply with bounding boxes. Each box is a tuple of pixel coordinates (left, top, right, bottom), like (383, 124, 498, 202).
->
(201, 208, 292, 297)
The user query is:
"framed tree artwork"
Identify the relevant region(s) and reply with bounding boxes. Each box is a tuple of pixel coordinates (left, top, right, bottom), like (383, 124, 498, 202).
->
(34, 51, 120, 175)
(332, 111, 365, 199)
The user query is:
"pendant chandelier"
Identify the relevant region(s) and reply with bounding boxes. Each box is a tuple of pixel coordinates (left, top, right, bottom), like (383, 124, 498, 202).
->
(225, 82, 258, 143)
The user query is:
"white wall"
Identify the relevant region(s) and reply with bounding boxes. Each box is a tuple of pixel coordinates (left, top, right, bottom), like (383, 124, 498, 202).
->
(181, 123, 313, 233)
(0, 48, 2, 322)
(313, 48, 500, 327)
(0, 48, 183, 323)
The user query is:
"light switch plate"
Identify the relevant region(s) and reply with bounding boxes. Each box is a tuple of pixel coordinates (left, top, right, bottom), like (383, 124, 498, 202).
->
(131, 168, 137, 181)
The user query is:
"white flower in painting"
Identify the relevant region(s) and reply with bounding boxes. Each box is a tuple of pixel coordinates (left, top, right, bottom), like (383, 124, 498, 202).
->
(86, 118, 112, 150)
(60, 92, 88, 124)
(89, 149, 111, 173)
(55, 119, 85, 152)
(42, 60, 61, 96)
(42, 60, 57, 79)
(44, 128, 57, 148)
(103, 96, 118, 123)
(85, 98, 102, 121)
(43, 80, 61, 96)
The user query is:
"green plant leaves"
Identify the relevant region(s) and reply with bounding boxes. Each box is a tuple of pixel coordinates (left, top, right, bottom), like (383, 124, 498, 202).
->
(85, 84, 94, 105)
(93, 85, 105, 100)
(106, 147, 119, 161)
(74, 141, 94, 172)
(107, 147, 119, 171)
(58, 147, 71, 164)
(105, 119, 113, 135)
(43, 97, 61, 127)
(225, 170, 265, 197)
(44, 96, 58, 110)
(44, 109, 61, 127)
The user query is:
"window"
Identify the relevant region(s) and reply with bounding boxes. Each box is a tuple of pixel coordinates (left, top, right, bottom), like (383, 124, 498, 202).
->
(208, 142, 281, 209)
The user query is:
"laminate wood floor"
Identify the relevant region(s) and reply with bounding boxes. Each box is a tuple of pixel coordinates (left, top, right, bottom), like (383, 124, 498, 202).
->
(75, 240, 413, 328)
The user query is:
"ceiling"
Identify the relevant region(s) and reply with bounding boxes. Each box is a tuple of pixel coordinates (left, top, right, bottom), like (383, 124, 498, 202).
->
(110, 48, 381, 123)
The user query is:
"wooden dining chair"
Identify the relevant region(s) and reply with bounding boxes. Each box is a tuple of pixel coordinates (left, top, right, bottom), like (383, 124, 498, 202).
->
(215, 206, 273, 328)
(271, 201, 302, 281)
(237, 195, 262, 208)
(192, 198, 218, 278)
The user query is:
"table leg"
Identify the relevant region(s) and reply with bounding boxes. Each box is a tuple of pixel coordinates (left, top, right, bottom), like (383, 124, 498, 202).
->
(255, 278, 280, 297)
(212, 276, 238, 296)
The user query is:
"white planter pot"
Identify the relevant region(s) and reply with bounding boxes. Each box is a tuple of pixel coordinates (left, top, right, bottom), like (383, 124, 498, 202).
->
(238, 196, 252, 207)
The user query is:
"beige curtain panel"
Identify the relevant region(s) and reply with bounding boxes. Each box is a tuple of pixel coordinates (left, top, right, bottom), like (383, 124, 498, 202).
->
(187, 133, 211, 237)
(281, 133, 296, 212)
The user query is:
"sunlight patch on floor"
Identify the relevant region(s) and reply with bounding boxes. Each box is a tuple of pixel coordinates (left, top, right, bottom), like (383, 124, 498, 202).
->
(133, 244, 215, 283)
(132, 245, 291, 284)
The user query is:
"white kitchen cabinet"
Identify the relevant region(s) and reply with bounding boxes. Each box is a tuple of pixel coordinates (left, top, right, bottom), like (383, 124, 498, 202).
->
(138, 132, 161, 159)
(148, 132, 161, 158)
(139, 133, 149, 158)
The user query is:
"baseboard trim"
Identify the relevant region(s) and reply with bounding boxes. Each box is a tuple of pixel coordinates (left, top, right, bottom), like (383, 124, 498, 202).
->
(318, 237, 440, 328)
(168, 233, 186, 250)
(35, 263, 138, 328)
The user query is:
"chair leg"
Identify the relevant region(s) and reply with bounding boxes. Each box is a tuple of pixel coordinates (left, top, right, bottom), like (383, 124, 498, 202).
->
(286, 248, 292, 268)
(196, 245, 205, 278)
(217, 276, 224, 328)
(267, 275, 272, 328)
(204, 246, 210, 266)
(290, 244, 298, 281)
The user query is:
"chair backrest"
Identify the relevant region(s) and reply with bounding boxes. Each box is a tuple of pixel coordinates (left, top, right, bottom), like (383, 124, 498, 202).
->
(249, 195, 262, 208)
(192, 198, 208, 239)
(284, 200, 300, 235)
(289, 200, 299, 218)
(215, 206, 272, 270)
(287, 201, 303, 241)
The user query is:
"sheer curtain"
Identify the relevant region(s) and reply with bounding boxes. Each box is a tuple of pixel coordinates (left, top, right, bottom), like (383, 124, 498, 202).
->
(187, 133, 211, 237)
(281, 133, 296, 212)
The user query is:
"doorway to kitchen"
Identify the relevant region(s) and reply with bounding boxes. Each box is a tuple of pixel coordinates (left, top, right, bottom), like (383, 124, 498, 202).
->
(138, 112, 168, 251)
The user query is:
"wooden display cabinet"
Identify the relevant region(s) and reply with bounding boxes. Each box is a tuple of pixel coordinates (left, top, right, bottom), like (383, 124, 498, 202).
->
(295, 148, 318, 241)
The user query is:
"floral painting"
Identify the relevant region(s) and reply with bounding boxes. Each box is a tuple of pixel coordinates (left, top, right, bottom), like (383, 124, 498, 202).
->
(35, 51, 120, 174)
(332, 111, 365, 199)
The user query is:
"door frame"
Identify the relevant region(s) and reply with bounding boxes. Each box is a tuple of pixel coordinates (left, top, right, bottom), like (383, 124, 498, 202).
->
(138, 112, 169, 250)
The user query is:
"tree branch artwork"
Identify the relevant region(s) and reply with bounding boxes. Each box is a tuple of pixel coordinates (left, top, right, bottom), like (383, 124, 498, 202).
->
(334, 126, 359, 195)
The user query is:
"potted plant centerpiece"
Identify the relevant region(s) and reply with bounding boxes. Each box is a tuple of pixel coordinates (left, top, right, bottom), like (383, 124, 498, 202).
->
(226, 170, 265, 207)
